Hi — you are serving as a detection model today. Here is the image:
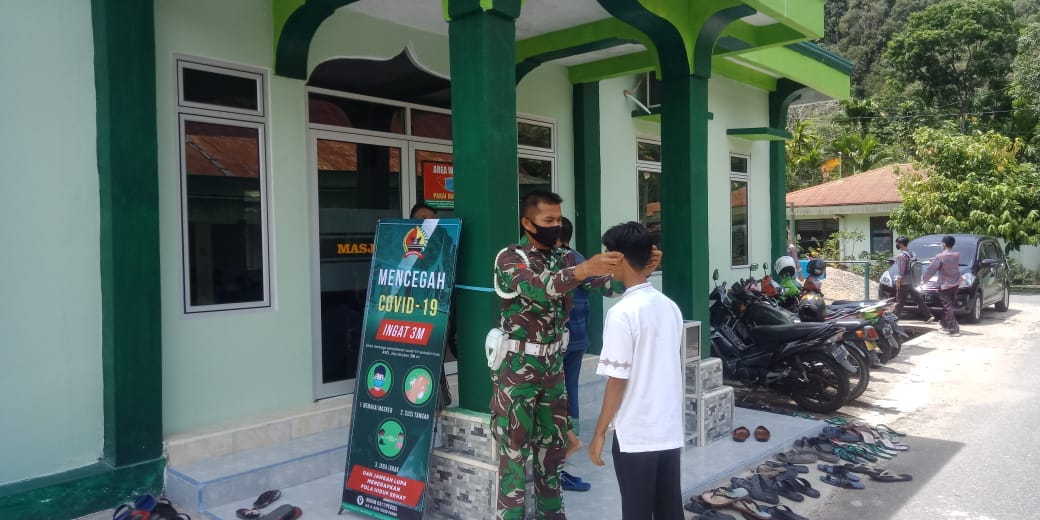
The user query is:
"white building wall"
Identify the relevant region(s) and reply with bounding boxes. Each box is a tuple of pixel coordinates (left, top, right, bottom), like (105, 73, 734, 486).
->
(0, 0, 103, 485)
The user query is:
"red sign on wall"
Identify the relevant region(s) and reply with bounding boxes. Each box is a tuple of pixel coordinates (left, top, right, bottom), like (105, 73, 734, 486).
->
(422, 161, 454, 209)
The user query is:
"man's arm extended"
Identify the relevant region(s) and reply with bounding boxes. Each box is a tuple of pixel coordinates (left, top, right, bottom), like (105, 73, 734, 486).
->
(589, 376, 628, 466)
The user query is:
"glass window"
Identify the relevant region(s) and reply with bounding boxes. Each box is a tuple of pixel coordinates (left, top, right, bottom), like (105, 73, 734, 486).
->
(411, 109, 452, 140)
(638, 169, 662, 247)
(518, 120, 553, 150)
(730, 179, 749, 267)
(518, 156, 553, 198)
(870, 216, 893, 253)
(637, 141, 661, 162)
(181, 119, 268, 309)
(308, 93, 405, 134)
(177, 56, 270, 313)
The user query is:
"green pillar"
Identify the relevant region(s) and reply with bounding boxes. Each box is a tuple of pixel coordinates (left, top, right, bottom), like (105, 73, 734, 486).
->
(572, 82, 605, 355)
(447, 0, 522, 412)
(659, 75, 712, 355)
(769, 79, 807, 262)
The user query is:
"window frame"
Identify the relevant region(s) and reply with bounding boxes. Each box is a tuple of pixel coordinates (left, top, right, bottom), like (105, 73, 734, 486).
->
(175, 55, 272, 314)
(517, 114, 557, 192)
(729, 154, 751, 269)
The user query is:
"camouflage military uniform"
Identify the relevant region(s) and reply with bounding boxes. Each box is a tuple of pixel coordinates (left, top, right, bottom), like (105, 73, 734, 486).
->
(492, 237, 619, 519)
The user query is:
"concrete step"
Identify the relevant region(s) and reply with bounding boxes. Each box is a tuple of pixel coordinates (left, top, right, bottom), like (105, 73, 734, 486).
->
(165, 427, 349, 515)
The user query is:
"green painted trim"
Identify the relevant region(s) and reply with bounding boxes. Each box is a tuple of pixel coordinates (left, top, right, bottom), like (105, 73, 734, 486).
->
(445, 0, 522, 20)
(274, 0, 360, 79)
(716, 21, 807, 56)
(727, 127, 792, 140)
(785, 42, 853, 75)
(573, 83, 605, 355)
(742, 0, 825, 39)
(273, 0, 306, 50)
(596, 0, 690, 79)
(516, 18, 649, 62)
(568, 50, 657, 84)
(769, 79, 809, 263)
(0, 459, 164, 520)
(735, 46, 850, 99)
(447, 0, 520, 412)
(692, 5, 755, 78)
(711, 56, 777, 92)
(92, 0, 163, 467)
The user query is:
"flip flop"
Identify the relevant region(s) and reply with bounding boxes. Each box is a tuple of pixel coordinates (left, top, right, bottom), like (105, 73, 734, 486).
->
(730, 497, 773, 519)
(259, 505, 302, 520)
(819, 474, 865, 489)
(772, 479, 805, 502)
(236, 509, 261, 520)
(817, 464, 861, 481)
(731, 477, 779, 505)
(869, 470, 913, 482)
(821, 426, 860, 443)
(762, 460, 809, 474)
(875, 424, 906, 437)
(841, 463, 879, 475)
(775, 450, 817, 465)
(685, 496, 712, 514)
(695, 510, 737, 520)
(765, 504, 809, 520)
(786, 477, 820, 499)
(701, 486, 749, 506)
(253, 490, 282, 509)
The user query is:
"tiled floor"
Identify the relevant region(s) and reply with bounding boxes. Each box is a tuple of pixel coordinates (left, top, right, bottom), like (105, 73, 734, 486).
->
(204, 407, 821, 520)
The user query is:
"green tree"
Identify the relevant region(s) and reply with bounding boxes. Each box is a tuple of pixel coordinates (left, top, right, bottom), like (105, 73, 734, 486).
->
(1011, 23, 1040, 106)
(889, 128, 1040, 252)
(832, 132, 890, 174)
(786, 120, 827, 190)
(884, 0, 1019, 132)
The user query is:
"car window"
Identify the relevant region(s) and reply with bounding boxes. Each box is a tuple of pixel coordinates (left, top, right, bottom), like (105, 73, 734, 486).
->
(984, 241, 1002, 261)
(909, 238, 973, 266)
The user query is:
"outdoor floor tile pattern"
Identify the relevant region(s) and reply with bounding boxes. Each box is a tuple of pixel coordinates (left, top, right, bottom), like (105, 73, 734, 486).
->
(204, 407, 822, 520)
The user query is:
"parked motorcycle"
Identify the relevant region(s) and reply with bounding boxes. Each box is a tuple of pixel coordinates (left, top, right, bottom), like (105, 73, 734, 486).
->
(709, 270, 851, 413)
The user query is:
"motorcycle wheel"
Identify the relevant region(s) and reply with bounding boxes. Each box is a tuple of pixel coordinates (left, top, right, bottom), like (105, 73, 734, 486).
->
(788, 351, 851, 413)
(877, 333, 901, 362)
(843, 342, 871, 401)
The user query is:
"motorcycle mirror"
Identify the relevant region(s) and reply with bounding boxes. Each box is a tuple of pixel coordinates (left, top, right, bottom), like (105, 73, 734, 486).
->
(762, 262, 769, 272)
(713, 269, 719, 281)
(750, 263, 759, 272)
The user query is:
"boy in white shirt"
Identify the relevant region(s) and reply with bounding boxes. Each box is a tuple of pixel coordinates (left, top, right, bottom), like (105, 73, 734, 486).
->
(589, 222, 685, 519)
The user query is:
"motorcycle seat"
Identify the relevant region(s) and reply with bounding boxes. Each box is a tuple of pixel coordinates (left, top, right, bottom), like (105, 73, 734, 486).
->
(749, 322, 838, 345)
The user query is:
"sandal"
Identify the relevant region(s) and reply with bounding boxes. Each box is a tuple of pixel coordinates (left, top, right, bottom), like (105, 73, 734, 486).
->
(253, 490, 282, 509)
(701, 486, 749, 506)
(819, 474, 865, 489)
(817, 464, 861, 481)
(731, 476, 779, 505)
(685, 496, 712, 514)
(734, 426, 751, 442)
(832, 446, 868, 464)
(786, 477, 820, 499)
(765, 504, 808, 520)
(775, 450, 816, 465)
(236, 509, 261, 520)
(259, 505, 302, 520)
(869, 470, 913, 483)
(875, 424, 906, 437)
(770, 478, 805, 502)
(762, 460, 809, 474)
(730, 497, 773, 519)
(695, 510, 738, 520)
(754, 426, 771, 442)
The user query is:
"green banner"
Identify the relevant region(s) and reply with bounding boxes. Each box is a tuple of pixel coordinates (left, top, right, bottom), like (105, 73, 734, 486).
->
(341, 218, 461, 520)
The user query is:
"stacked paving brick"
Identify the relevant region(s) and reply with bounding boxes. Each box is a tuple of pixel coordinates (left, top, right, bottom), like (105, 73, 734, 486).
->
(683, 321, 735, 446)
(427, 408, 535, 519)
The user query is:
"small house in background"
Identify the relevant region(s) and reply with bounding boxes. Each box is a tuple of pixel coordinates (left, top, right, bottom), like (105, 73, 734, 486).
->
(786, 163, 908, 258)
(786, 164, 1040, 274)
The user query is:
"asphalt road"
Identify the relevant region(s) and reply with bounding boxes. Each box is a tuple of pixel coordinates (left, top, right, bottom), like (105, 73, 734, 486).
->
(802, 293, 1040, 519)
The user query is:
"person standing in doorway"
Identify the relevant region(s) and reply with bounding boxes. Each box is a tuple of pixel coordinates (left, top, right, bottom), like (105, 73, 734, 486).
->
(589, 221, 684, 520)
(492, 191, 659, 519)
(556, 217, 591, 492)
(893, 236, 935, 323)
(921, 235, 961, 336)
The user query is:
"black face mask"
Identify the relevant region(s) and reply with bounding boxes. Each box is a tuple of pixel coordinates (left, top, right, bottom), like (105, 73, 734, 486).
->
(526, 222, 562, 248)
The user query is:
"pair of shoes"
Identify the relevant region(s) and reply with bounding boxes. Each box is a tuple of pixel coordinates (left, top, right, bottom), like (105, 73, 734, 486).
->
(733, 425, 770, 442)
(236, 490, 284, 520)
(561, 470, 591, 492)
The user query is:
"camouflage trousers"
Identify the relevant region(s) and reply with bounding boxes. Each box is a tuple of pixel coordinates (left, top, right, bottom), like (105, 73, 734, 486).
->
(490, 350, 569, 520)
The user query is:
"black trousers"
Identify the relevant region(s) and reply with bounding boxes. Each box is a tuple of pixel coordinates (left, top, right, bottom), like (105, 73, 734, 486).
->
(937, 287, 959, 333)
(611, 432, 683, 520)
(894, 284, 932, 320)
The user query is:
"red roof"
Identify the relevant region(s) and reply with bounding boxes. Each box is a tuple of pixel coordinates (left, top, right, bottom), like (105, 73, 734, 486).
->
(786, 163, 916, 207)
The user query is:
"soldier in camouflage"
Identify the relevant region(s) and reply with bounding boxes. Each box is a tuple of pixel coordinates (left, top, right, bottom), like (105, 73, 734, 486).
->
(490, 191, 634, 519)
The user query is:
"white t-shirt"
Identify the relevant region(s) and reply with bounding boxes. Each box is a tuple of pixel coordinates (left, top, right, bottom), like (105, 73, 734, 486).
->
(596, 282, 684, 453)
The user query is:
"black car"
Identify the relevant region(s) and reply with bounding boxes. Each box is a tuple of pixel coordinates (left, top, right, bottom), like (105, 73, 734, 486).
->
(878, 234, 1011, 323)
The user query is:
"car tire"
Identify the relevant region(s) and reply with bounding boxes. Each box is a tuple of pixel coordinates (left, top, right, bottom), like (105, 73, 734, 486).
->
(965, 291, 983, 323)
(995, 285, 1010, 312)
